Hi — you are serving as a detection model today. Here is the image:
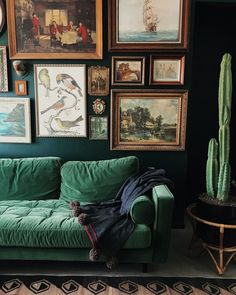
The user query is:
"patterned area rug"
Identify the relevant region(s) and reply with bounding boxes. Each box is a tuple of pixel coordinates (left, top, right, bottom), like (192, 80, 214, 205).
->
(0, 276, 235, 294)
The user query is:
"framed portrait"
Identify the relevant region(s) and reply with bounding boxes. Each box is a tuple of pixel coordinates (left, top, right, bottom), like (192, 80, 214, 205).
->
(110, 89, 188, 151)
(108, 0, 190, 51)
(7, 0, 103, 59)
(111, 56, 145, 86)
(0, 46, 8, 92)
(89, 116, 108, 140)
(0, 97, 31, 143)
(88, 66, 110, 96)
(15, 80, 27, 95)
(150, 54, 185, 85)
(34, 64, 87, 137)
(0, 0, 5, 33)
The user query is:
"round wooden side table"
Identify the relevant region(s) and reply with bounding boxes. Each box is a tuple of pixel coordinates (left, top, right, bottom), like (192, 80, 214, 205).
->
(187, 203, 236, 275)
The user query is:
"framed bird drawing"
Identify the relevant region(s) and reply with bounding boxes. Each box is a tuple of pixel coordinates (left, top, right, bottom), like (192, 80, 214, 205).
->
(34, 64, 87, 137)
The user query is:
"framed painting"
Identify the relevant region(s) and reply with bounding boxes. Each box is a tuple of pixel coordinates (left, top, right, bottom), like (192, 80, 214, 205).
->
(108, 0, 190, 51)
(111, 56, 145, 86)
(34, 64, 87, 137)
(6, 0, 103, 59)
(89, 116, 108, 140)
(150, 54, 185, 85)
(88, 66, 110, 96)
(0, 97, 31, 143)
(0, 0, 5, 33)
(0, 46, 8, 92)
(15, 80, 27, 95)
(110, 89, 188, 151)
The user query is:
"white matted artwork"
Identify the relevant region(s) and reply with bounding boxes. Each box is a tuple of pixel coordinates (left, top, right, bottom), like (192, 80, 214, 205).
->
(34, 64, 87, 137)
(150, 55, 185, 85)
(0, 97, 31, 143)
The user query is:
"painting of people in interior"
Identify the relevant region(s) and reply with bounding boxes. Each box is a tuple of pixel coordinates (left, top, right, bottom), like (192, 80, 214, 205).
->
(7, 0, 102, 59)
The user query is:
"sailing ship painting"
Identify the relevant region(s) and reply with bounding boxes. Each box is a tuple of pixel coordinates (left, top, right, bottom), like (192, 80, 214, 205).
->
(118, 0, 181, 43)
(143, 0, 158, 32)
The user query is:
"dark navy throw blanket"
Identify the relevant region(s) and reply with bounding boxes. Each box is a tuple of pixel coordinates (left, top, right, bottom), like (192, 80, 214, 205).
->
(70, 167, 174, 268)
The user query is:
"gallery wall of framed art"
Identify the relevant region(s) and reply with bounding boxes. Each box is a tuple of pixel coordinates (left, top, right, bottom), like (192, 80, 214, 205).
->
(0, 0, 192, 226)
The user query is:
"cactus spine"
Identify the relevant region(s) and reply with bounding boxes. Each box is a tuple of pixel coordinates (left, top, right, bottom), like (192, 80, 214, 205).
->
(206, 53, 232, 202)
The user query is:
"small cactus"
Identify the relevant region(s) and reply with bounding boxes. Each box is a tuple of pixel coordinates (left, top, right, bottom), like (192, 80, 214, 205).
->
(206, 53, 232, 202)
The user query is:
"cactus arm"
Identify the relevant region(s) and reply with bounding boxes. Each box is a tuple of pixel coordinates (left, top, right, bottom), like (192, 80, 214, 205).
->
(206, 138, 218, 197)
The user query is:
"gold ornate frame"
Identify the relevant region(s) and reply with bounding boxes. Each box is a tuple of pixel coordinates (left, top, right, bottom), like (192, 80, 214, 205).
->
(110, 89, 188, 151)
(7, 0, 103, 59)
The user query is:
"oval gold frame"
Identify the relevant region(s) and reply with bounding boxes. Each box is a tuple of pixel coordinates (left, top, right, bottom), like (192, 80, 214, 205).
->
(0, 0, 5, 33)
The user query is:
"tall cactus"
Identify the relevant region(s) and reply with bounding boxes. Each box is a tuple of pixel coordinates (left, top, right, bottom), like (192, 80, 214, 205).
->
(206, 53, 232, 202)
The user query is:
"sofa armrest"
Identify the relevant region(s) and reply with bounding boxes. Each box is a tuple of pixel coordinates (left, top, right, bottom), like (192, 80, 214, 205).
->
(130, 195, 155, 225)
(151, 184, 174, 263)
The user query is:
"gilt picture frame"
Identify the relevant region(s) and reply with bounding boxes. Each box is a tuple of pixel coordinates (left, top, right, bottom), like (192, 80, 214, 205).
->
(7, 0, 103, 59)
(110, 89, 188, 151)
(34, 64, 87, 137)
(0, 46, 8, 92)
(108, 0, 190, 51)
(15, 80, 27, 95)
(111, 56, 145, 86)
(88, 66, 110, 96)
(0, 0, 5, 33)
(150, 54, 185, 85)
(0, 97, 31, 143)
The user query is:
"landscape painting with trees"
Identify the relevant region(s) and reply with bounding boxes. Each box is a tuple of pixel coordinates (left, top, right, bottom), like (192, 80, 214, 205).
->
(110, 90, 188, 151)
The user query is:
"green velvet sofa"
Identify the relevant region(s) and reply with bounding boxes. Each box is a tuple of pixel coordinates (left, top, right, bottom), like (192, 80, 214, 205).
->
(0, 156, 174, 269)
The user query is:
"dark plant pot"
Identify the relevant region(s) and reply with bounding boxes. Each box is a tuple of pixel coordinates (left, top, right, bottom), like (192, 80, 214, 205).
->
(196, 195, 236, 247)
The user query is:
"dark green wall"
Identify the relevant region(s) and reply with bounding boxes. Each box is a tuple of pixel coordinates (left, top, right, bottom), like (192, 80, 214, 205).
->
(1, 0, 236, 227)
(187, 1, 236, 204)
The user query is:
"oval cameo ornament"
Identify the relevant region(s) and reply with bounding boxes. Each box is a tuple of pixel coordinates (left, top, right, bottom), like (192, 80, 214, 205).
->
(92, 98, 106, 114)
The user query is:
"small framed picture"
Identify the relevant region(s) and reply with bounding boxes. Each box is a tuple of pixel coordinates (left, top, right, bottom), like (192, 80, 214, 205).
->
(88, 66, 110, 96)
(89, 116, 108, 140)
(112, 56, 145, 86)
(15, 80, 27, 96)
(0, 97, 31, 143)
(150, 55, 185, 85)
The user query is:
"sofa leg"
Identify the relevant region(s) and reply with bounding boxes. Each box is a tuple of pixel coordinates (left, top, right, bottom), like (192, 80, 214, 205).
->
(142, 263, 148, 273)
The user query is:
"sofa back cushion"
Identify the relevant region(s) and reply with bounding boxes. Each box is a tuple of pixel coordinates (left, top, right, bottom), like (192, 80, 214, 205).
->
(0, 157, 61, 201)
(60, 156, 139, 203)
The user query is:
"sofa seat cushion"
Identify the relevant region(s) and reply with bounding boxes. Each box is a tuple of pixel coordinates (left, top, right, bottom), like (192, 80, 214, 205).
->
(0, 200, 151, 249)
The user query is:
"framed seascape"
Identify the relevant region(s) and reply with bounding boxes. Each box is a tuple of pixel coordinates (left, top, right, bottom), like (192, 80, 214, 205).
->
(110, 89, 188, 151)
(111, 56, 145, 86)
(89, 116, 108, 140)
(150, 54, 185, 85)
(0, 46, 8, 92)
(0, 98, 31, 143)
(34, 64, 87, 137)
(108, 0, 190, 51)
(7, 0, 103, 59)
